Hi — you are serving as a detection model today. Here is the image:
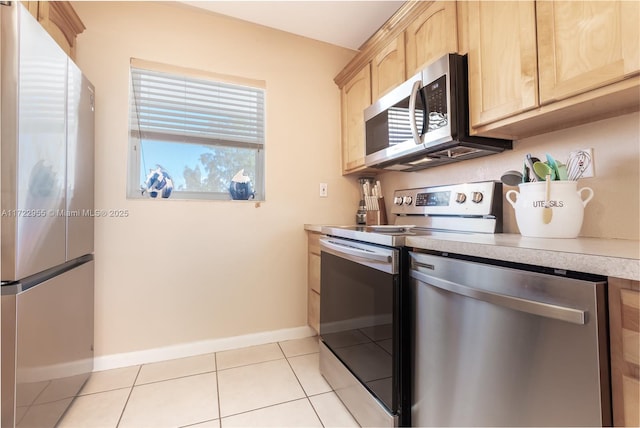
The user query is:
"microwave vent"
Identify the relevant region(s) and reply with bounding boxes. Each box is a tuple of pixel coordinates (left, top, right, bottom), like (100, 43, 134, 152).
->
(431, 146, 484, 159)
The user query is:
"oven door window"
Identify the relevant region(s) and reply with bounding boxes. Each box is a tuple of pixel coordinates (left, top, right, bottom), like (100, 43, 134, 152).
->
(320, 250, 399, 412)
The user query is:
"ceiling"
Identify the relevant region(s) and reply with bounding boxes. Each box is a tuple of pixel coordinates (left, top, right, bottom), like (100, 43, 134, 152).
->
(180, 1, 405, 50)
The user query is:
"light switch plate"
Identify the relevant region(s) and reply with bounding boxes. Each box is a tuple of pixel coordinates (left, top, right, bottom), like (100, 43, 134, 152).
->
(319, 183, 328, 197)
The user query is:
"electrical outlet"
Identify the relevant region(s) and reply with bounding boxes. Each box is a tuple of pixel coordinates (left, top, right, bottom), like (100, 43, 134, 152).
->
(578, 148, 595, 178)
(567, 148, 595, 180)
(319, 183, 328, 197)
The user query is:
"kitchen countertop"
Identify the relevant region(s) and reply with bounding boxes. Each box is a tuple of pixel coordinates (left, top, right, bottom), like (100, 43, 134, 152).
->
(304, 224, 640, 281)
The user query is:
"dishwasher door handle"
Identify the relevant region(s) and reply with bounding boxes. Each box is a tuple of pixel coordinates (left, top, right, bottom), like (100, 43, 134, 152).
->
(410, 269, 587, 325)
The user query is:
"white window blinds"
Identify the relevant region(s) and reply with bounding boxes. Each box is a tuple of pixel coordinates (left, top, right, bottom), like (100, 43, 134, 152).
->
(130, 66, 265, 149)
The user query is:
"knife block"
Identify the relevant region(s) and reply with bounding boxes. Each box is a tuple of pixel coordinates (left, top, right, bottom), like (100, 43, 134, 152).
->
(366, 197, 388, 226)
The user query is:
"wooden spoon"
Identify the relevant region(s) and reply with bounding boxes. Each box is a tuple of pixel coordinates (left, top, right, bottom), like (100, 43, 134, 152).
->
(543, 175, 553, 224)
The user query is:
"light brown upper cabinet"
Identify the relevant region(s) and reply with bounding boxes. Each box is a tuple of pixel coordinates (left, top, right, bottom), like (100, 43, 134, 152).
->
(465, 0, 639, 139)
(20, 1, 85, 59)
(537, 1, 640, 104)
(341, 65, 372, 173)
(336, 0, 639, 172)
(371, 33, 406, 101)
(405, 1, 459, 77)
(467, 1, 538, 128)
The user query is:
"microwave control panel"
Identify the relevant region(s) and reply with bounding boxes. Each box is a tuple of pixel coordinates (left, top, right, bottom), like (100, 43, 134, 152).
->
(423, 75, 448, 132)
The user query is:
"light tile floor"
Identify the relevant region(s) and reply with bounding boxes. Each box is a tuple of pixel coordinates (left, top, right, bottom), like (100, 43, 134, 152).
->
(58, 337, 360, 428)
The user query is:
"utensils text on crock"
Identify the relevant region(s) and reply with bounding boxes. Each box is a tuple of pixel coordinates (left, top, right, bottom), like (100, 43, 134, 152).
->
(501, 170, 524, 187)
(542, 175, 553, 224)
(567, 150, 592, 180)
(533, 161, 556, 181)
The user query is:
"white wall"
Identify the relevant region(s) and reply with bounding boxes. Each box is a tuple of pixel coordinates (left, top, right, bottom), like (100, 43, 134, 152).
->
(71, 1, 360, 360)
(380, 111, 640, 240)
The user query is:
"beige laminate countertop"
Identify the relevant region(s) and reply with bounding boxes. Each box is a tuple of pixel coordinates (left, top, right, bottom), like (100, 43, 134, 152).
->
(305, 224, 640, 281)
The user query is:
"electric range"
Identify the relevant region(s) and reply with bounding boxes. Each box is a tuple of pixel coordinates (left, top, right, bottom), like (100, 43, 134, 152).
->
(318, 181, 503, 427)
(322, 180, 503, 245)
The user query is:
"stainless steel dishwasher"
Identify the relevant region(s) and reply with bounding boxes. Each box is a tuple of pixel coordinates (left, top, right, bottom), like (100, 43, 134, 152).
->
(409, 251, 610, 427)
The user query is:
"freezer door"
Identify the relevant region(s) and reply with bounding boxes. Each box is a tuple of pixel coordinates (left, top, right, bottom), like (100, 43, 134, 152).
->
(66, 61, 95, 260)
(1, 260, 95, 428)
(1, 3, 68, 280)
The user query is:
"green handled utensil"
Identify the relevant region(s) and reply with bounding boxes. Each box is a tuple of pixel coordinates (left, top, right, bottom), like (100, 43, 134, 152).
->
(545, 153, 561, 180)
(556, 161, 568, 180)
(533, 161, 556, 181)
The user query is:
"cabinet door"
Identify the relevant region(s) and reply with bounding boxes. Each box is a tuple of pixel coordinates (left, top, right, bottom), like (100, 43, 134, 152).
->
(371, 33, 406, 100)
(537, 1, 640, 104)
(307, 232, 322, 334)
(36, 1, 85, 60)
(609, 278, 640, 427)
(20, 1, 39, 18)
(467, 1, 538, 128)
(405, 1, 458, 77)
(341, 65, 371, 172)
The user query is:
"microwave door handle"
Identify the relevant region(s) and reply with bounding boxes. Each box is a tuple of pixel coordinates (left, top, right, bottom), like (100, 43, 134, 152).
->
(409, 80, 424, 145)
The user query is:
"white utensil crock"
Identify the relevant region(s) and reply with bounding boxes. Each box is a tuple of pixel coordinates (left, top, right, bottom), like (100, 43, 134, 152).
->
(506, 181, 594, 238)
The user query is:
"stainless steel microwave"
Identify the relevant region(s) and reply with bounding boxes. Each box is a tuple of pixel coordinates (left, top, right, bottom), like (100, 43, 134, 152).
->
(364, 53, 512, 171)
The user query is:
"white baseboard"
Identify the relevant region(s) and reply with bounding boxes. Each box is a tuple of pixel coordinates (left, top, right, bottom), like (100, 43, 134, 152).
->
(93, 325, 316, 372)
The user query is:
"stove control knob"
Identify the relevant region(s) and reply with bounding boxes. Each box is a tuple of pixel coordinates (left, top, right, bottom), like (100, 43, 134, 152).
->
(403, 196, 413, 205)
(455, 192, 467, 204)
(394, 196, 404, 206)
(471, 192, 484, 203)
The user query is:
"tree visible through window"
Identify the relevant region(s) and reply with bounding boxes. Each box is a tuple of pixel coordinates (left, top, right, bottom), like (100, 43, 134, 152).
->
(127, 59, 265, 200)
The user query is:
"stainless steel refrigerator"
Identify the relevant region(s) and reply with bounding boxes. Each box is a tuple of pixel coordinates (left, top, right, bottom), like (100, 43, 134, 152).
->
(1, 3, 95, 427)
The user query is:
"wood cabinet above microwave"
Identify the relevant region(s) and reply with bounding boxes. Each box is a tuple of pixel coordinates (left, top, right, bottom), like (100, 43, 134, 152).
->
(371, 33, 406, 101)
(405, 1, 459, 77)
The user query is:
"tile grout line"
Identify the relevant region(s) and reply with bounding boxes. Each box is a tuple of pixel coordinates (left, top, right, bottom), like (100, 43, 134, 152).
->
(217, 342, 309, 423)
(216, 355, 284, 373)
(214, 352, 222, 427)
(218, 397, 317, 422)
(278, 342, 326, 428)
(133, 369, 217, 387)
(115, 364, 142, 428)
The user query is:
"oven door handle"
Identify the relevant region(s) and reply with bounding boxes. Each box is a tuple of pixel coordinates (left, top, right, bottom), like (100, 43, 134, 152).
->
(320, 239, 392, 264)
(410, 269, 587, 325)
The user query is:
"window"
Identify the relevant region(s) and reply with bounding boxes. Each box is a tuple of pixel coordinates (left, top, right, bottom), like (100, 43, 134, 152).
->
(128, 59, 265, 200)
